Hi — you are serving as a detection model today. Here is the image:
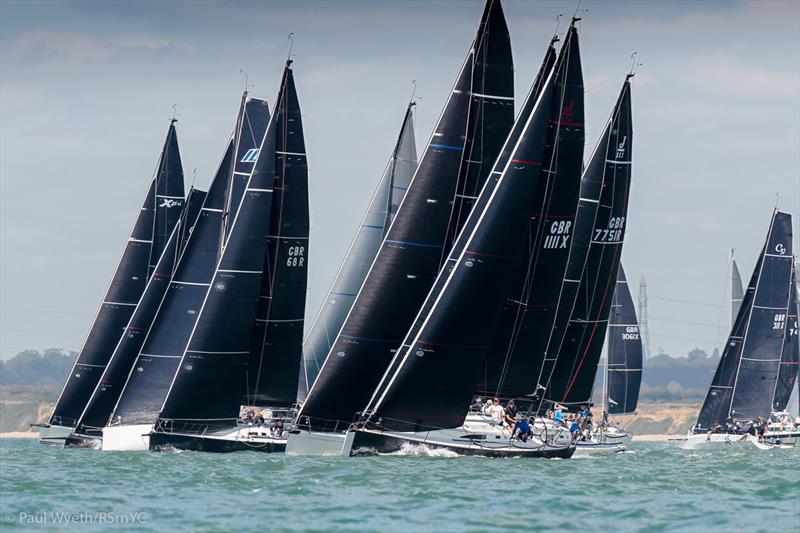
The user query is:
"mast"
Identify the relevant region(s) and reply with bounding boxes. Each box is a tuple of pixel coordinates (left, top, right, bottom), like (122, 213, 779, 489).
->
(361, 30, 571, 433)
(243, 60, 310, 407)
(540, 74, 634, 410)
(49, 122, 185, 429)
(606, 264, 643, 415)
(477, 22, 585, 399)
(298, 102, 418, 402)
(296, 0, 513, 433)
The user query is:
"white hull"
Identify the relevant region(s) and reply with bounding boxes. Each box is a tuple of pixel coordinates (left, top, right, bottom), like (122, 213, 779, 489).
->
(285, 429, 353, 456)
(102, 424, 152, 451)
(682, 432, 762, 450)
(36, 424, 73, 446)
(573, 430, 632, 454)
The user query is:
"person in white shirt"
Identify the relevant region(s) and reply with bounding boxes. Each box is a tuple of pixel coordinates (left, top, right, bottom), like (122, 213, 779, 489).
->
(488, 397, 505, 426)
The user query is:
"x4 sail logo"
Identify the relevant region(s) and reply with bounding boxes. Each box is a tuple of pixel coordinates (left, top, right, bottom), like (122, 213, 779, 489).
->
(241, 148, 260, 163)
(159, 199, 180, 208)
(775, 243, 786, 255)
(616, 136, 627, 158)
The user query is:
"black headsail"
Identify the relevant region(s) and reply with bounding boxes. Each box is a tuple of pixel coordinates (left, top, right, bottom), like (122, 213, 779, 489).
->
(49, 123, 185, 429)
(156, 100, 278, 432)
(606, 264, 643, 415)
(110, 128, 262, 426)
(224, 95, 271, 242)
(74, 187, 207, 436)
(477, 23, 584, 398)
(543, 77, 634, 409)
(297, 0, 513, 432)
(773, 263, 799, 412)
(694, 211, 793, 430)
(731, 253, 744, 327)
(361, 40, 562, 433)
(244, 61, 310, 407)
(298, 102, 418, 403)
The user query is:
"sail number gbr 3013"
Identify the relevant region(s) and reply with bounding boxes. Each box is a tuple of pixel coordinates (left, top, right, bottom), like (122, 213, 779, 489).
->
(287, 246, 305, 268)
(594, 217, 625, 243)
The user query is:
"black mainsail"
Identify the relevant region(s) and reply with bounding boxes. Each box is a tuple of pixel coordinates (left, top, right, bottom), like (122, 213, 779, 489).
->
(74, 188, 207, 436)
(297, 0, 513, 432)
(477, 24, 584, 398)
(110, 113, 267, 427)
(772, 263, 798, 412)
(606, 264, 643, 415)
(360, 34, 564, 433)
(155, 102, 277, 432)
(542, 76, 634, 409)
(694, 211, 794, 430)
(243, 61, 310, 407)
(49, 122, 185, 429)
(298, 102, 418, 402)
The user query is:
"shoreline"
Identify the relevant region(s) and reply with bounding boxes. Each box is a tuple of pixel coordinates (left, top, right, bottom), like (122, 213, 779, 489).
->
(0, 431, 38, 439)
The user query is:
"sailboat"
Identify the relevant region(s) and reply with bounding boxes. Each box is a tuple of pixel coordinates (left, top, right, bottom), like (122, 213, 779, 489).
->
(685, 210, 794, 449)
(68, 187, 207, 446)
(102, 95, 270, 451)
(298, 102, 417, 402)
(38, 121, 186, 446)
(147, 60, 309, 453)
(731, 250, 744, 327)
(288, 0, 514, 456)
(576, 264, 641, 453)
(337, 22, 585, 459)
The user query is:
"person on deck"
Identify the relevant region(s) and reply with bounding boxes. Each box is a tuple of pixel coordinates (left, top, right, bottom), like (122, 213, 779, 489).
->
(482, 398, 495, 416)
(512, 416, 533, 442)
(488, 397, 506, 427)
(553, 406, 565, 427)
(504, 399, 518, 428)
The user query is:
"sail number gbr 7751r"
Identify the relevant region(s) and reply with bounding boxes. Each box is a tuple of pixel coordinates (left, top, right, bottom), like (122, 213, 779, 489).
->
(594, 217, 626, 243)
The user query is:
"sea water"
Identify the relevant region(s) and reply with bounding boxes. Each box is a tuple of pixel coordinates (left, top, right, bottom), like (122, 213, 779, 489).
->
(0, 439, 797, 531)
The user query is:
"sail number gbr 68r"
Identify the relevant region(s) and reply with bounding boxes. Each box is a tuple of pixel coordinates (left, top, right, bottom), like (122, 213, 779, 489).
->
(287, 246, 305, 268)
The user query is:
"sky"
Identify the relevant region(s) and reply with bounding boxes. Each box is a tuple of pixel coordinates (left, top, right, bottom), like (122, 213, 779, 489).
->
(1, 0, 798, 361)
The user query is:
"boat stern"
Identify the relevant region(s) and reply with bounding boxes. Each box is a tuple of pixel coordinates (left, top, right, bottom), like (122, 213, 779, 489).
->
(101, 424, 152, 451)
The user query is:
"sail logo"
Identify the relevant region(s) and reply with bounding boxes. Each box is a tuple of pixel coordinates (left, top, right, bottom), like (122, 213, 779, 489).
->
(543, 220, 571, 249)
(616, 136, 627, 158)
(775, 243, 786, 255)
(241, 148, 260, 163)
(560, 99, 575, 122)
(159, 199, 181, 208)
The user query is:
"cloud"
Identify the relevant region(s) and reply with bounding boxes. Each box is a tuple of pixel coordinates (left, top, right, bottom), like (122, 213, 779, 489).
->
(4, 29, 185, 63)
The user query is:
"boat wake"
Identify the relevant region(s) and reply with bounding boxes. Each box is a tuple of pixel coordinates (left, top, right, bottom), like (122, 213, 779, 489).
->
(387, 443, 459, 458)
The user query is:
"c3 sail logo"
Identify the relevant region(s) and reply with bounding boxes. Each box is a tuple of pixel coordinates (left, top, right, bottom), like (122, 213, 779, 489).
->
(616, 136, 627, 158)
(775, 243, 786, 255)
(159, 199, 180, 208)
(241, 148, 260, 163)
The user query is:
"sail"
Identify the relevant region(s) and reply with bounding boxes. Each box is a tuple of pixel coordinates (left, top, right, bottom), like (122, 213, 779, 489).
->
(224, 95, 271, 242)
(477, 24, 585, 398)
(694, 211, 794, 430)
(606, 264, 643, 415)
(361, 34, 566, 433)
(441, 0, 514, 256)
(543, 77, 634, 409)
(244, 62, 310, 407)
(74, 188, 206, 436)
(298, 103, 417, 402)
(731, 256, 744, 327)
(156, 102, 278, 431)
(297, 0, 514, 432)
(772, 263, 798, 412)
(110, 135, 245, 426)
(151, 121, 186, 274)
(49, 123, 185, 428)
